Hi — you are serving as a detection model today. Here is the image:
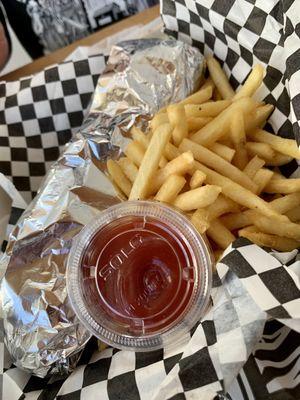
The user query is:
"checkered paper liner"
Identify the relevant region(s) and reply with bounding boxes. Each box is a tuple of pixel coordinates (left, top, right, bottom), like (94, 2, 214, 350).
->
(1, 2, 300, 400)
(0, 54, 107, 204)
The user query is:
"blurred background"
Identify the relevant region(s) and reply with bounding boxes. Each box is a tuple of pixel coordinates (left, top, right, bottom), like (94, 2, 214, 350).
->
(0, 0, 159, 76)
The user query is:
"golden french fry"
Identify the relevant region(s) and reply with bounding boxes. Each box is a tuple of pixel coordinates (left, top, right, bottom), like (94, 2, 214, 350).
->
(190, 169, 206, 189)
(125, 140, 145, 166)
(272, 170, 286, 180)
(191, 97, 256, 146)
(159, 156, 168, 168)
(248, 129, 300, 160)
(152, 151, 194, 193)
(265, 153, 293, 166)
(167, 103, 186, 126)
(238, 228, 300, 251)
(264, 178, 300, 194)
(130, 125, 179, 168)
(253, 168, 274, 194)
(230, 111, 249, 169)
(164, 142, 181, 161)
(151, 113, 169, 131)
(230, 111, 246, 145)
(246, 142, 275, 161)
(201, 77, 215, 91)
(207, 194, 240, 220)
(193, 161, 286, 220)
(270, 192, 300, 213)
(243, 156, 265, 179)
(244, 104, 274, 133)
(118, 157, 138, 183)
(207, 57, 235, 99)
(131, 128, 165, 167)
(172, 123, 188, 146)
(191, 208, 210, 234)
(234, 64, 264, 100)
(221, 212, 251, 231)
(192, 195, 240, 234)
(247, 211, 300, 240)
(187, 117, 213, 131)
(213, 87, 223, 101)
(185, 100, 231, 118)
(209, 143, 235, 162)
(179, 86, 213, 105)
(167, 104, 188, 146)
(179, 138, 257, 192)
(129, 123, 172, 200)
(154, 175, 186, 203)
(173, 185, 222, 211)
(285, 207, 300, 222)
(107, 159, 132, 197)
(131, 127, 165, 167)
(130, 126, 149, 149)
(207, 218, 236, 249)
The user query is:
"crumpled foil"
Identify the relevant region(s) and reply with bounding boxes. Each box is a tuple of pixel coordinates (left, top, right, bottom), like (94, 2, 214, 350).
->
(1, 39, 204, 377)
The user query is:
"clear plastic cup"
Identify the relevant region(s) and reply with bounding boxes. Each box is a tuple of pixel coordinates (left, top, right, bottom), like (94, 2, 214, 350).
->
(67, 201, 212, 351)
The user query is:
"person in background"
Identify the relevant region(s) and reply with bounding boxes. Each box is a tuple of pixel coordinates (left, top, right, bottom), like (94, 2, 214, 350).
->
(0, 0, 158, 71)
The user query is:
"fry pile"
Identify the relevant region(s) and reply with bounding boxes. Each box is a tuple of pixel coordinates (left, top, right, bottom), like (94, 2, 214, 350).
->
(107, 57, 300, 260)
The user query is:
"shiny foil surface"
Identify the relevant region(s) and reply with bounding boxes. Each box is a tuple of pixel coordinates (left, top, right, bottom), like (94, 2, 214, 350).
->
(1, 39, 204, 377)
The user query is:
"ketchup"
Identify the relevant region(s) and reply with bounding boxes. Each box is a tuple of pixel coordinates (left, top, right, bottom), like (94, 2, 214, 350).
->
(80, 215, 196, 335)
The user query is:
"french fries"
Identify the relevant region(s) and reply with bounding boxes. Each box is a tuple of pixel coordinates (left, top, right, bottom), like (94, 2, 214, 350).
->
(107, 159, 132, 197)
(207, 219, 236, 249)
(192, 195, 240, 234)
(179, 138, 257, 192)
(151, 113, 169, 131)
(248, 129, 300, 159)
(179, 86, 213, 105)
(239, 228, 300, 252)
(106, 61, 300, 255)
(151, 151, 194, 193)
(190, 170, 206, 189)
(193, 161, 285, 220)
(184, 100, 231, 118)
(264, 179, 300, 194)
(247, 212, 300, 241)
(265, 153, 293, 166)
(286, 207, 300, 222)
(253, 168, 274, 194)
(118, 157, 138, 183)
(191, 97, 256, 146)
(173, 185, 222, 211)
(245, 142, 275, 161)
(243, 156, 265, 179)
(154, 175, 186, 203)
(234, 64, 264, 100)
(210, 143, 235, 163)
(125, 141, 145, 166)
(244, 104, 274, 133)
(187, 117, 212, 131)
(206, 57, 235, 99)
(129, 123, 172, 200)
(230, 112, 248, 169)
(167, 104, 188, 146)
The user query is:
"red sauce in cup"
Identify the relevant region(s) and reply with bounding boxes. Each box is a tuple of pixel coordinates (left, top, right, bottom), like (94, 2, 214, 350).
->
(67, 201, 212, 350)
(81, 215, 195, 335)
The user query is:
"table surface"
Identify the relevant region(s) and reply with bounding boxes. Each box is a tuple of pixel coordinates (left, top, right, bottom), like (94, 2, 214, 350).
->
(1, 5, 160, 82)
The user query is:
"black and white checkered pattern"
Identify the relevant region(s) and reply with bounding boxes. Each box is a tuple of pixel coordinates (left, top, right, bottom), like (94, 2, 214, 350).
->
(0, 54, 106, 203)
(161, 0, 300, 144)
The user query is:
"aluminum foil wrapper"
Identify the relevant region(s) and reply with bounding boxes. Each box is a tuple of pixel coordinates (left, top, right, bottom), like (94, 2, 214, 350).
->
(1, 39, 204, 377)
